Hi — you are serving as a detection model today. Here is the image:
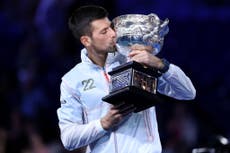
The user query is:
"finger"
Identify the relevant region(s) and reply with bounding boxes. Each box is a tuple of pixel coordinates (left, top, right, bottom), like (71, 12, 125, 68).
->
(128, 50, 142, 58)
(129, 53, 143, 63)
(129, 49, 151, 58)
(130, 57, 140, 63)
(113, 113, 123, 121)
(130, 44, 146, 50)
(130, 44, 153, 51)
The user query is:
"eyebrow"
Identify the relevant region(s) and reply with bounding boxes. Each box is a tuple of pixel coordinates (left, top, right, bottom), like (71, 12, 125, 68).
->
(95, 20, 112, 33)
(99, 26, 110, 33)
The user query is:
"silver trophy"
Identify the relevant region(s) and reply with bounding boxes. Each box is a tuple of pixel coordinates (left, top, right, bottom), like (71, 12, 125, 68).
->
(102, 13, 169, 112)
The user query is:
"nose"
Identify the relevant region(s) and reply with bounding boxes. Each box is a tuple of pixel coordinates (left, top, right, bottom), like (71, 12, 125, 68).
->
(109, 27, 116, 38)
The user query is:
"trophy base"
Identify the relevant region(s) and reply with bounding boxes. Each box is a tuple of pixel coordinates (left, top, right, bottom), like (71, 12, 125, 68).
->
(102, 86, 162, 112)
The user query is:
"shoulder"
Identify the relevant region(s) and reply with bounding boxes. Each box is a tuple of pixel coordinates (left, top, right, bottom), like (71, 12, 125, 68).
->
(61, 63, 88, 86)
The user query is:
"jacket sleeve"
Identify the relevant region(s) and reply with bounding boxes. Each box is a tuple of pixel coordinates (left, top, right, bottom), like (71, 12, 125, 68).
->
(57, 81, 107, 151)
(157, 64, 196, 100)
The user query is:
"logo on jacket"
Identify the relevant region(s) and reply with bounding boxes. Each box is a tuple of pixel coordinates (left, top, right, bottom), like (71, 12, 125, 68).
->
(82, 78, 96, 91)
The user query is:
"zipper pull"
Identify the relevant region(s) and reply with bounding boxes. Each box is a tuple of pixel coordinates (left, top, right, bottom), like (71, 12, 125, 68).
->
(103, 68, 110, 83)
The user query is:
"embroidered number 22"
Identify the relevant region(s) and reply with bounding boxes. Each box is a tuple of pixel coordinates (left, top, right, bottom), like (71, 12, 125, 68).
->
(82, 79, 96, 91)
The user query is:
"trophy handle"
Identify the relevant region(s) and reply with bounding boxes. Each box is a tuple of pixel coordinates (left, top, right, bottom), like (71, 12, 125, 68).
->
(159, 19, 169, 37)
(148, 13, 160, 24)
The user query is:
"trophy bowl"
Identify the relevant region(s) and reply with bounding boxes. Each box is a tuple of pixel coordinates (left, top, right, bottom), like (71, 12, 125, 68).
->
(112, 13, 169, 56)
(102, 13, 169, 112)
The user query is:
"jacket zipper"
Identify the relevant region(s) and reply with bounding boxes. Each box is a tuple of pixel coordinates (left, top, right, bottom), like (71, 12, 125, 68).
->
(102, 67, 110, 95)
(102, 67, 118, 153)
(102, 67, 110, 83)
(144, 110, 154, 141)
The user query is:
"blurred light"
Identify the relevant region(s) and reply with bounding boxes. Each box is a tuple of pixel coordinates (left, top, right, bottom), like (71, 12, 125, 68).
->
(217, 135, 229, 145)
(192, 148, 215, 153)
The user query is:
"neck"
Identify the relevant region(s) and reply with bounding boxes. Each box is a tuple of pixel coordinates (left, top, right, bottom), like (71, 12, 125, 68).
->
(87, 49, 107, 67)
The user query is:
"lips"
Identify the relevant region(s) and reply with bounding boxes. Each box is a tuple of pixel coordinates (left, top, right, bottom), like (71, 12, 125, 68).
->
(111, 39, 116, 46)
(113, 38, 118, 44)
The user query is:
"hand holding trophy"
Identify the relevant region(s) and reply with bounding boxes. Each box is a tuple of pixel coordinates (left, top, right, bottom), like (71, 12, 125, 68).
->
(102, 13, 169, 112)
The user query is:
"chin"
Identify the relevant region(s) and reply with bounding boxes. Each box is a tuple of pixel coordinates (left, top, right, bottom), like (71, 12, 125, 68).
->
(107, 45, 117, 53)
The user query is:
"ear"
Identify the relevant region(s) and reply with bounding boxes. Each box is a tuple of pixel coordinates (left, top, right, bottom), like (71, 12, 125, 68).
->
(80, 36, 91, 47)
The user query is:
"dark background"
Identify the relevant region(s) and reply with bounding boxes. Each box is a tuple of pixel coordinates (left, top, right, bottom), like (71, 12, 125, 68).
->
(0, 0, 230, 152)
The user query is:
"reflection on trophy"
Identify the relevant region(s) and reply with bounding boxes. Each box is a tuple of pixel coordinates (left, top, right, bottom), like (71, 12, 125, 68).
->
(102, 13, 169, 112)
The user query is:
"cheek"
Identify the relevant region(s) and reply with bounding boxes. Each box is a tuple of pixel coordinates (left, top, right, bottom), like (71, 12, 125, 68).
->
(94, 40, 105, 47)
(91, 40, 107, 51)
(97, 38, 110, 47)
(91, 35, 111, 49)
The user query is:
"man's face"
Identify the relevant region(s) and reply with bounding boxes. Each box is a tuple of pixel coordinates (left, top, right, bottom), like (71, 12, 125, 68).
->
(89, 17, 117, 53)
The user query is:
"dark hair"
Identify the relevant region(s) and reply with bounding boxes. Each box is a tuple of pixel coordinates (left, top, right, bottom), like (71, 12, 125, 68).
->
(68, 5, 108, 40)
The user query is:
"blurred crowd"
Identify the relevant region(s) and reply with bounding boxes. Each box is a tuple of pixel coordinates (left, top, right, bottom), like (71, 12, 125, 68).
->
(1, 0, 82, 152)
(0, 0, 230, 153)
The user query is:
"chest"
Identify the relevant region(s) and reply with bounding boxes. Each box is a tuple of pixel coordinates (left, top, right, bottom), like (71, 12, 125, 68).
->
(77, 68, 111, 120)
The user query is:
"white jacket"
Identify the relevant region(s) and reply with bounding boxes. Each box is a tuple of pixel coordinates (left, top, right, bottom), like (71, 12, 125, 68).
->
(57, 48, 196, 153)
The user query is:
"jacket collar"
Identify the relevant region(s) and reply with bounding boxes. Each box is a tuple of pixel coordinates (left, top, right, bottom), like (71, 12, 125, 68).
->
(81, 48, 93, 64)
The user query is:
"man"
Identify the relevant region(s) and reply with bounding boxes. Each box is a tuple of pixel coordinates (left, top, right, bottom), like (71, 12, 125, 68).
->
(57, 5, 196, 153)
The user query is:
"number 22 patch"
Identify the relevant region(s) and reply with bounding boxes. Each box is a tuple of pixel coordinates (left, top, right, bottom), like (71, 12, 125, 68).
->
(82, 79, 96, 91)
